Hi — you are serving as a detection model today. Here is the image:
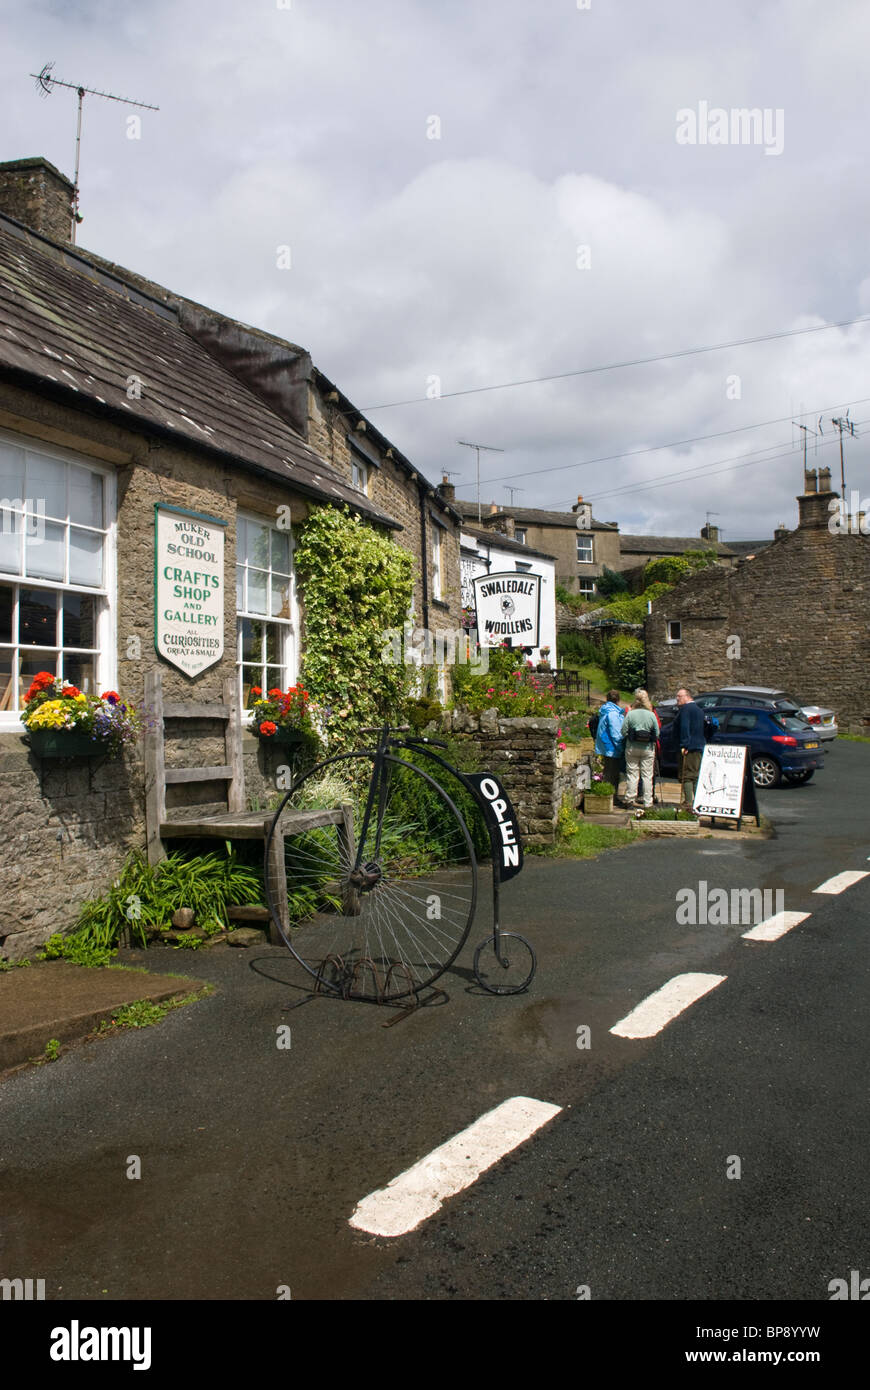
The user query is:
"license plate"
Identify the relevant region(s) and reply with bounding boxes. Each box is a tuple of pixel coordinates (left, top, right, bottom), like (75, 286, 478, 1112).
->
(805, 742, 819, 748)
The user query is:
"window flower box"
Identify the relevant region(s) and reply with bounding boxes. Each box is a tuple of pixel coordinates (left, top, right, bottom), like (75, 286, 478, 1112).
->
(21, 673, 141, 759)
(26, 729, 106, 758)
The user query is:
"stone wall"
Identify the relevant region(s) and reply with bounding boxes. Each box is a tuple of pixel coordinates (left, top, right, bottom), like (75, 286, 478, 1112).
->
(645, 499, 870, 731)
(441, 709, 575, 846)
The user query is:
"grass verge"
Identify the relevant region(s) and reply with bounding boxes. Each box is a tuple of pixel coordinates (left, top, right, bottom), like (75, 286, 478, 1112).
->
(96, 985, 215, 1033)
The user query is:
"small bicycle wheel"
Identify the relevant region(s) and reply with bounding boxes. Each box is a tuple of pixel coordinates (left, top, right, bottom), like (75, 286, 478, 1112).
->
(473, 932, 537, 995)
(265, 750, 477, 1003)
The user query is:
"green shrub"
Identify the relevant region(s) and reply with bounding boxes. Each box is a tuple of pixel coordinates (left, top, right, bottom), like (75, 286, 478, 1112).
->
(596, 566, 629, 597)
(643, 556, 691, 586)
(609, 636, 645, 690)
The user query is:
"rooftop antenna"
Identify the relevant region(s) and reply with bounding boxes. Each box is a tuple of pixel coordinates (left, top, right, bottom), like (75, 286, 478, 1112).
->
(31, 62, 159, 244)
(792, 419, 818, 477)
(830, 411, 858, 498)
(504, 486, 525, 507)
(458, 440, 505, 524)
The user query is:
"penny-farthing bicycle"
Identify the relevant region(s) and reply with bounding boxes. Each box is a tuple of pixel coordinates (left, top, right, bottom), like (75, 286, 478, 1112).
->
(263, 725, 536, 1004)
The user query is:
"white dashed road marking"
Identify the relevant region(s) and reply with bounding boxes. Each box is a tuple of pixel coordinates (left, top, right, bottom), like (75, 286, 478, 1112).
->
(743, 911, 811, 942)
(813, 871, 869, 895)
(610, 972, 727, 1039)
(349, 1096, 562, 1237)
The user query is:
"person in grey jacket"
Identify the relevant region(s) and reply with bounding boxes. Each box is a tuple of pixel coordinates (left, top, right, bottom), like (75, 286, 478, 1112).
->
(620, 689, 660, 808)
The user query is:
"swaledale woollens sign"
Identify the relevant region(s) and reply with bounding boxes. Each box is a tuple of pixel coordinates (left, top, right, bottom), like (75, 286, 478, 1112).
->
(472, 571, 541, 647)
(154, 503, 226, 676)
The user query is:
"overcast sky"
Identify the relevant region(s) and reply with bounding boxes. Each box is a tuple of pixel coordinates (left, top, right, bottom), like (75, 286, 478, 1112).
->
(3, 0, 869, 540)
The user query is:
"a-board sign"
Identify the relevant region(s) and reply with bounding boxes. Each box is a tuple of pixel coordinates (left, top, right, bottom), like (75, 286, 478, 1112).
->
(693, 743, 748, 819)
(155, 504, 226, 676)
(472, 570, 541, 647)
(466, 773, 524, 881)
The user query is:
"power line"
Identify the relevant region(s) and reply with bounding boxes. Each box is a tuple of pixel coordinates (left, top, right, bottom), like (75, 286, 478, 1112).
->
(358, 314, 870, 412)
(454, 394, 870, 492)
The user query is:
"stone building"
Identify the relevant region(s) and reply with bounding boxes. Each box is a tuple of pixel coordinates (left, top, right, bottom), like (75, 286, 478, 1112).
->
(452, 496, 620, 597)
(645, 470, 870, 732)
(0, 155, 460, 958)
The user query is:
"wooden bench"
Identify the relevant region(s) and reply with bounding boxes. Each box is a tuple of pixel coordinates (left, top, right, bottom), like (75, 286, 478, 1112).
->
(143, 669, 354, 944)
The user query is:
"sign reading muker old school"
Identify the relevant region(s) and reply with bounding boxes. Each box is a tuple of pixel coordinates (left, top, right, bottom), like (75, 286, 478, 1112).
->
(154, 504, 226, 676)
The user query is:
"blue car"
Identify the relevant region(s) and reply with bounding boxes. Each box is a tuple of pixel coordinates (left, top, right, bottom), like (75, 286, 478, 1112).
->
(655, 703, 825, 788)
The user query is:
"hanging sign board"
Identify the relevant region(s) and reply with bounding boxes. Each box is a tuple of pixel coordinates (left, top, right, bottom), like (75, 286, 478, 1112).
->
(154, 503, 226, 676)
(472, 571, 541, 647)
(692, 743, 748, 819)
(465, 773, 524, 881)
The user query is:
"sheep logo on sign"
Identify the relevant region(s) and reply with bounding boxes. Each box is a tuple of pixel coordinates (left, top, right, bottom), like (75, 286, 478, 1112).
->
(501, 596, 516, 618)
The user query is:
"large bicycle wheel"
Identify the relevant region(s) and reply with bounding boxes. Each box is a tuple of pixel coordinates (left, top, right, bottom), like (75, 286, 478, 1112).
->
(264, 751, 478, 1003)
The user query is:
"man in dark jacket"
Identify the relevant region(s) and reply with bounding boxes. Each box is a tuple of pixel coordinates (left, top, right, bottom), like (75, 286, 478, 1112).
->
(676, 687, 705, 809)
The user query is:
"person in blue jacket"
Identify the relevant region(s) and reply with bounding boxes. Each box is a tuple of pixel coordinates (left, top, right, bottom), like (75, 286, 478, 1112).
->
(676, 686, 705, 808)
(594, 688, 626, 796)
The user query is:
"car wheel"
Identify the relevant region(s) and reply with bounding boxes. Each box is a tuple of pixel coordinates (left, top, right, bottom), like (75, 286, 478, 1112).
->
(751, 755, 781, 788)
(783, 769, 814, 785)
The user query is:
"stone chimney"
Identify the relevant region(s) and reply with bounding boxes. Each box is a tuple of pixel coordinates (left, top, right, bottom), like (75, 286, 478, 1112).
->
(438, 474, 455, 501)
(798, 476, 838, 530)
(489, 502, 499, 515)
(774, 523, 790, 541)
(700, 521, 720, 543)
(818, 466, 832, 492)
(571, 493, 585, 511)
(0, 157, 75, 242)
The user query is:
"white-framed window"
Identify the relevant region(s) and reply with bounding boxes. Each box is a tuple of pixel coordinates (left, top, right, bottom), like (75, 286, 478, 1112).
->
(515, 528, 527, 544)
(236, 513, 297, 712)
(431, 521, 443, 600)
(578, 579, 596, 598)
(515, 561, 533, 573)
(666, 620, 682, 644)
(577, 534, 594, 563)
(351, 457, 368, 494)
(0, 431, 115, 726)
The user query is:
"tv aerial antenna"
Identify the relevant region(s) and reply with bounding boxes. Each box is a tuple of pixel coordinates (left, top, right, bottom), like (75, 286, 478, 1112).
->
(31, 62, 159, 244)
(458, 440, 505, 523)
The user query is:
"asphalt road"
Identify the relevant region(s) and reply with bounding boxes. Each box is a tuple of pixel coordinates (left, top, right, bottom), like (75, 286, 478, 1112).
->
(2, 738, 868, 1307)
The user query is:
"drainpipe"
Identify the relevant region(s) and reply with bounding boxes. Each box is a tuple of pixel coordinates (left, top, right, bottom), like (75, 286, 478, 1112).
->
(417, 480, 429, 631)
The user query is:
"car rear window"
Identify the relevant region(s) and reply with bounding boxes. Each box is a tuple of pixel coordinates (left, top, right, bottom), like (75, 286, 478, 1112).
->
(773, 714, 811, 732)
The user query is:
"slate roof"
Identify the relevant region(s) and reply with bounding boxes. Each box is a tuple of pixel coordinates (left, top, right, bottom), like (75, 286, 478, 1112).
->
(0, 213, 398, 528)
(452, 500, 618, 530)
(618, 533, 737, 558)
(460, 525, 557, 562)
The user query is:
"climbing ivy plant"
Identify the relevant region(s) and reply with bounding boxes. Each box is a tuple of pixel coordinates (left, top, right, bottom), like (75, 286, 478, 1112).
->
(294, 506, 416, 750)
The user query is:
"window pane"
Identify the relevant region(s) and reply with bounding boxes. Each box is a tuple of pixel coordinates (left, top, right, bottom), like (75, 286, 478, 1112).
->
(0, 441, 25, 501)
(25, 520, 65, 581)
(20, 651, 59, 687)
(0, 585, 12, 644)
(264, 623, 281, 664)
(62, 655, 95, 693)
(247, 568, 267, 614)
(69, 527, 103, 586)
(240, 667, 257, 706)
(235, 517, 246, 561)
(240, 617, 259, 664)
(62, 593, 97, 649)
(68, 466, 103, 528)
(270, 574, 291, 618)
(25, 454, 66, 522)
(0, 510, 21, 574)
(271, 530, 290, 573)
(20, 589, 58, 645)
(266, 666, 282, 693)
(245, 522, 269, 569)
(236, 564, 245, 610)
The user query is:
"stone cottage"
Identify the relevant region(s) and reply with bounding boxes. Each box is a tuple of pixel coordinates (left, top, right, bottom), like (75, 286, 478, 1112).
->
(645, 470, 870, 732)
(0, 156, 460, 958)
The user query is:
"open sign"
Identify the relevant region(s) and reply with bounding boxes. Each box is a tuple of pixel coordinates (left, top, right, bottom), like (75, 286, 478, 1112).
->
(466, 773, 524, 881)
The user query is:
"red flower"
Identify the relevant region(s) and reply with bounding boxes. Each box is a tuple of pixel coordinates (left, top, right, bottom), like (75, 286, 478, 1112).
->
(250, 686, 262, 697)
(267, 688, 282, 699)
(100, 690, 120, 704)
(259, 720, 278, 736)
(61, 685, 81, 698)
